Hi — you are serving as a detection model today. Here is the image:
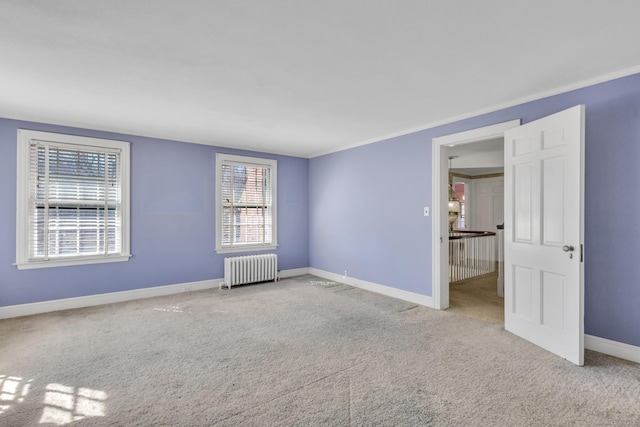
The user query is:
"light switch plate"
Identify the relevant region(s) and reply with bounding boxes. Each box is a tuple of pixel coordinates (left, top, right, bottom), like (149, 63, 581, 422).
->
(424, 207, 430, 217)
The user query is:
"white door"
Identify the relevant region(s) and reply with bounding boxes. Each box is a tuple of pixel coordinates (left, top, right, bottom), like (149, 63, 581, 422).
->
(474, 178, 504, 232)
(504, 105, 585, 365)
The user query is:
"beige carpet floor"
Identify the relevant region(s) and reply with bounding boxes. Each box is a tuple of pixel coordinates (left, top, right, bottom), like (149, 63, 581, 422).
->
(1, 274, 639, 426)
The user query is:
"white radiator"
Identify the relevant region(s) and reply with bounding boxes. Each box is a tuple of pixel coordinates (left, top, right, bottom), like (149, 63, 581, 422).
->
(222, 254, 278, 289)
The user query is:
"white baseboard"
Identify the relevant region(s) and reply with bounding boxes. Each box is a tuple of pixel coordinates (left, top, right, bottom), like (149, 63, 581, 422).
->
(585, 334, 640, 364)
(309, 267, 434, 308)
(0, 278, 222, 320)
(279, 267, 310, 279)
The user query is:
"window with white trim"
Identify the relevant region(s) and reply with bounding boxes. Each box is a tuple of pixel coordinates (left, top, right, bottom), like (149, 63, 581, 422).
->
(16, 130, 131, 269)
(215, 153, 277, 253)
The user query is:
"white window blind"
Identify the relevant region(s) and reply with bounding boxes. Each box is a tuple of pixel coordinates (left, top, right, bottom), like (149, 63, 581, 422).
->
(216, 154, 277, 253)
(30, 141, 122, 259)
(16, 130, 131, 269)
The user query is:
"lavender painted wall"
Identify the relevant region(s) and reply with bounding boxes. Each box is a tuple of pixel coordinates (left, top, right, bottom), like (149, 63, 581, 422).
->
(310, 132, 433, 294)
(310, 72, 640, 348)
(0, 119, 309, 306)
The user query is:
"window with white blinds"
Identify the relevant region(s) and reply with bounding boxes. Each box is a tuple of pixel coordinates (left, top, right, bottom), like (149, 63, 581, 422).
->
(16, 130, 131, 269)
(215, 153, 277, 253)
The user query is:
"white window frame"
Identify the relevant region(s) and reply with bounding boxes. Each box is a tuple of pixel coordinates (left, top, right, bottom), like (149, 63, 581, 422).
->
(215, 153, 277, 254)
(16, 129, 131, 269)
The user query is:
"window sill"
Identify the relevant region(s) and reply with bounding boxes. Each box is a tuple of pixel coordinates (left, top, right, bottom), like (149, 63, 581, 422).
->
(15, 254, 132, 270)
(215, 245, 278, 255)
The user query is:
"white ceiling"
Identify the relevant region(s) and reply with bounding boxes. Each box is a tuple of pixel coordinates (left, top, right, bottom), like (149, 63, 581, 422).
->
(2, 1, 640, 158)
(449, 137, 504, 175)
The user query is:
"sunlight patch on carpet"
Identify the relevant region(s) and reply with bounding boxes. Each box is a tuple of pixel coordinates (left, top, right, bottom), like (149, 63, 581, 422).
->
(0, 375, 32, 415)
(306, 280, 337, 286)
(39, 383, 107, 425)
(153, 305, 184, 313)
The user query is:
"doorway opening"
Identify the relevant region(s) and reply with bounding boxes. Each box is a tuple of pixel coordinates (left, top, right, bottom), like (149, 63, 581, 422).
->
(447, 149, 505, 324)
(431, 120, 520, 313)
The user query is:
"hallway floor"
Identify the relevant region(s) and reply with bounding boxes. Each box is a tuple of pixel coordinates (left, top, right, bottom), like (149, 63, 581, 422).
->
(448, 272, 504, 324)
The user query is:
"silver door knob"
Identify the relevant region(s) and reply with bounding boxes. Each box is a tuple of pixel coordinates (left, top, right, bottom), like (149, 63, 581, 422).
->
(562, 245, 575, 252)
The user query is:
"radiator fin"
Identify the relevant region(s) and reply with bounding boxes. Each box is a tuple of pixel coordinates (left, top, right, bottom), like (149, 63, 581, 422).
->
(223, 254, 278, 289)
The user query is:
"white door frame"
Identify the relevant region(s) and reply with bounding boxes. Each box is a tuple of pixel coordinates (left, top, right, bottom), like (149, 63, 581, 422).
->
(431, 120, 520, 310)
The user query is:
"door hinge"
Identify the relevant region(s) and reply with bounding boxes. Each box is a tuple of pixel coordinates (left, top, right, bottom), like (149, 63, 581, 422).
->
(440, 236, 443, 243)
(580, 244, 584, 263)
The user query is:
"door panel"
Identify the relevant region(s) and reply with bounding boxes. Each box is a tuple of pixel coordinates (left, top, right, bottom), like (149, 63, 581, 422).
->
(513, 266, 533, 319)
(513, 135, 534, 156)
(514, 164, 533, 242)
(504, 105, 584, 365)
(542, 157, 565, 245)
(541, 271, 565, 330)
